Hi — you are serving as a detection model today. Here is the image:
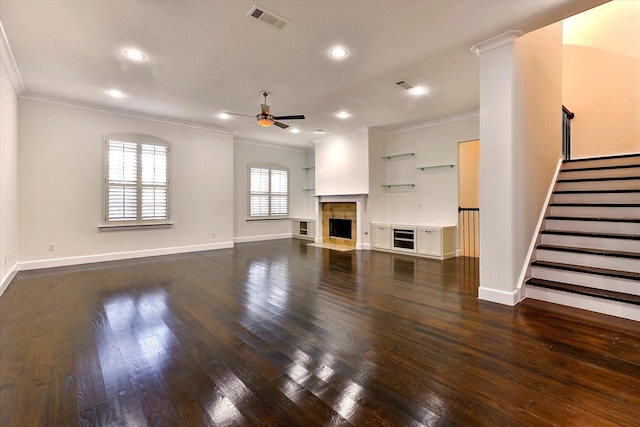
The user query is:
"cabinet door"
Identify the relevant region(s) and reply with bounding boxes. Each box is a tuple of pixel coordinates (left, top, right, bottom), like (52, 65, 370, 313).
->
(307, 221, 315, 239)
(292, 219, 300, 237)
(417, 227, 442, 257)
(373, 225, 391, 249)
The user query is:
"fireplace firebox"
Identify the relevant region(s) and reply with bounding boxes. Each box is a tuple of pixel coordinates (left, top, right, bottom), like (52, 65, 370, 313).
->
(329, 218, 352, 240)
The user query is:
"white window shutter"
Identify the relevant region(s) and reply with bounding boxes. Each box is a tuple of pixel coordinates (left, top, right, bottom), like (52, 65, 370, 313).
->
(105, 135, 170, 225)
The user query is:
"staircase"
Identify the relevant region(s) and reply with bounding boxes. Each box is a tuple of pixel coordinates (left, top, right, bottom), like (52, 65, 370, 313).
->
(525, 153, 640, 321)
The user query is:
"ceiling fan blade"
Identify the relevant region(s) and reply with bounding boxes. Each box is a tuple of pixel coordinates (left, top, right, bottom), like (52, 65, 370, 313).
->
(273, 121, 289, 129)
(261, 104, 270, 115)
(273, 115, 305, 120)
(224, 112, 255, 118)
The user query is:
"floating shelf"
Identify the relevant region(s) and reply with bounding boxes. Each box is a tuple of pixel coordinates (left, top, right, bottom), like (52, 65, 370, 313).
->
(302, 166, 315, 171)
(381, 152, 415, 160)
(381, 184, 415, 189)
(415, 164, 455, 171)
(302, 188, 316, 192)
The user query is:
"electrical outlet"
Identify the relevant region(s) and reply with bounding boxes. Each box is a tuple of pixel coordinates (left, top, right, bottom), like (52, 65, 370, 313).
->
(212, 232, 216, 238)
(48, 243, 55, 251)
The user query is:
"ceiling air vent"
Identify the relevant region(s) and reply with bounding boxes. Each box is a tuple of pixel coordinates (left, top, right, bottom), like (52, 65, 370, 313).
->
(247, 5, 290, 29)
(396, 80, 416, 90)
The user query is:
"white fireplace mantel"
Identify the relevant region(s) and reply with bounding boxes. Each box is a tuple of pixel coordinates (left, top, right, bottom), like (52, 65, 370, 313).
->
(315, 194, 369, 250)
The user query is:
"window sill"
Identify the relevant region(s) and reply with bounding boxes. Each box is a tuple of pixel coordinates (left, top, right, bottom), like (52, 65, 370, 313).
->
(99, 222, 174, 231)
(246, 217, 291, 222)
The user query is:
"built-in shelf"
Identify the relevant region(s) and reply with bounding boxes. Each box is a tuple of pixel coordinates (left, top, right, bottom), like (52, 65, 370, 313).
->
(381, 152, 415, 160)
(302, 166, 315, 171)
(381, 184, 415, 189)
(415, 164, 455, 171)
(302, 188, 316, 191)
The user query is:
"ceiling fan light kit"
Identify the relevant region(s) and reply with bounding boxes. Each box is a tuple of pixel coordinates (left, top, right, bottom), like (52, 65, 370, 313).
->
(226, 91, 305, 130)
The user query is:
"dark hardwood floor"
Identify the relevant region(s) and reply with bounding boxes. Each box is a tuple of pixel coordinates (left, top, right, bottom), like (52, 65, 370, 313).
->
(1, 239, 639, 426)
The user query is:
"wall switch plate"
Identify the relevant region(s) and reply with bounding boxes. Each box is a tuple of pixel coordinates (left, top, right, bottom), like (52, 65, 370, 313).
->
(212, 232, 216, 238)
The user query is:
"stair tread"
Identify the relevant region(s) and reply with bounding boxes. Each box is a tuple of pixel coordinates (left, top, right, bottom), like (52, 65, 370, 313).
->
(526, 278, 640, 305)
(564, 153, 640, 163)
(550, 202, 640, 207)
(541, 229, 640, 240)
(559, 177, 640, 183)
(561, 163, 640, 173)
(546, 216, 640, 223)
(536, 244, 640, 259)
(554, 189, 640, 194)
(531, 260, 640, 281)
(558, 176, 640, 183)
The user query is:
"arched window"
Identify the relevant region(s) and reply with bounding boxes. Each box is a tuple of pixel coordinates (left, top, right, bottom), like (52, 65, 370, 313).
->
(103, 133, 171, 226)
(248, 163, 289, 218)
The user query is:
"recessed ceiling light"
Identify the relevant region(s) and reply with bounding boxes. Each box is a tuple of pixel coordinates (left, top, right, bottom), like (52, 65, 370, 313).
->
(290, 128, 301, 134)
(408, 86, 428, 95)
(336, 111, 351, 119)
(329, 46, 348, 59)
(107, 89, 125, 98)
(218, 113, 230, 119)
(315, 130, 325, 134)
(124, 49, 146, 61)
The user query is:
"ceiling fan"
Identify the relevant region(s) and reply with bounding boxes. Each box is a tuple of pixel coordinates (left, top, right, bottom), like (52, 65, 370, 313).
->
(225, 91, 305, 129)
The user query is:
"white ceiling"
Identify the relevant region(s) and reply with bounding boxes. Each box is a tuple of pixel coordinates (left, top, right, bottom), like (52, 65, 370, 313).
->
(0, 0, 606, 148)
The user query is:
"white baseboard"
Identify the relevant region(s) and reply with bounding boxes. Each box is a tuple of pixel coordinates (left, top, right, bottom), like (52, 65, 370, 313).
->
(0, 264, 18, 297)
(357, 243, 372, 250)
(233, 233, 292, 244)
(478, 286, 521, 306)
(17, 242, 235, 271)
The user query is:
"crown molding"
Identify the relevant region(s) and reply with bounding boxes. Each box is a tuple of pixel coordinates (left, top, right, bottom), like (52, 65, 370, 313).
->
(312, 127, 370, 144)
(387, 110, 479, 135)
(0, 20, 25, 95)
(234, 137, 311, 152)
(20, 93, 234, 134)
(470, 30, 524, 56)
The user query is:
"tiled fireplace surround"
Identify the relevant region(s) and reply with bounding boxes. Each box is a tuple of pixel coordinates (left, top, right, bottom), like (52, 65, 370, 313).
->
(315, 195, 367, 249)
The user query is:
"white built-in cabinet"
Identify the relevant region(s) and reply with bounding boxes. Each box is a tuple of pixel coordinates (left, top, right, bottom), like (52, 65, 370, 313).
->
(372, 224, 391, 250)
(371, 223, 456, 260)
(292, 218, 315, 240)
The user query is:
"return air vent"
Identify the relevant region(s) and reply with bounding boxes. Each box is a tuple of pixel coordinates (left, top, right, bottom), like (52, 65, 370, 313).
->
(247, 5, 290, 29)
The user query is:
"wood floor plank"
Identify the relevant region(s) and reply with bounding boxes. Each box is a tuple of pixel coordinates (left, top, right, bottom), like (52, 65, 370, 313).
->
(1, 239, 640, 426)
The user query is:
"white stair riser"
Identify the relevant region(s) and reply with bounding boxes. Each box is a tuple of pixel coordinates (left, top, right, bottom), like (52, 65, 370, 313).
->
(525, 286, 640, 322)
(545, 219, 640, 235)
(535, 249, 640, 273)
(549, 205, 640, 219)
(556, 180, 640, 191)
(564, 157, 640, 170)
(530, 266, 640, 296)
(540, 234, 640, 253)
(560, 167, 640, 179)
(553, 192, 640, 204)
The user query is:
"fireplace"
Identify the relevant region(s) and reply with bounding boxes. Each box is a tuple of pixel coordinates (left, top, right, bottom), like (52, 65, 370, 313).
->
(329, 218, 352, 240)
(315, 194, 367, 250)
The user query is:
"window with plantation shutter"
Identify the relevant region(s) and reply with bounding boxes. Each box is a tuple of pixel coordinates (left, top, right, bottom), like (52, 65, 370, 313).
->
(248, 163, 288, 218)
(104, 134, 171, 226)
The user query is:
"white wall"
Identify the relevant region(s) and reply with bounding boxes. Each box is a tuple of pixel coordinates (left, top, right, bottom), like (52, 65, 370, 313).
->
(18, 99, 234, 267)
(477, 24, 562, 303)
(0, 56, 19, 293)
(380, 115, 478, 226)
(314, 129, 369, 196)
(563, 1, 640, 158)
(514, 22, 563, 278)
(233, 139, 312, 241)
